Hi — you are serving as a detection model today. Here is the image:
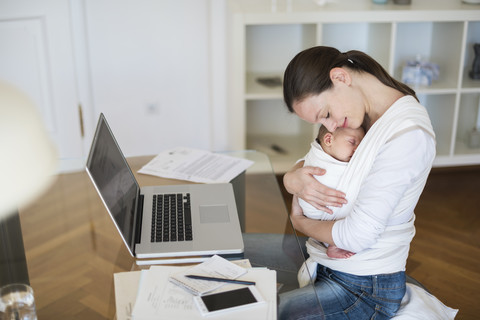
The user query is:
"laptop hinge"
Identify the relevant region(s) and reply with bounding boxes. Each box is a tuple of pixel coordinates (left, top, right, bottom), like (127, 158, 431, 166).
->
(134, 193, 144, 247)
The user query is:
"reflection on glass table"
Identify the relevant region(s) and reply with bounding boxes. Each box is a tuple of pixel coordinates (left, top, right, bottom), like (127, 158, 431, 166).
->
(16, 150, 323, 319)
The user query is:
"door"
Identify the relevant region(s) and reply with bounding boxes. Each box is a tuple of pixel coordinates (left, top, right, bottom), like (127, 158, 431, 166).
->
(0, 0, 83, 171)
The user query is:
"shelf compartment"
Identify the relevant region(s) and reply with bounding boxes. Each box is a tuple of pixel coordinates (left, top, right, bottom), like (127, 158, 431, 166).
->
(247, 133, 312, 173)
(246, 99, 314, 173)
(321, 22, 391, 69)
(245, 23, 316, 98)
(246, 72, 283, 100)
(246, 23, 316, 76)
(246, 99, 312, 136)
(455, 93, 480, 156)
(394, 21, 463, 91)
(419, 93, 456, 157)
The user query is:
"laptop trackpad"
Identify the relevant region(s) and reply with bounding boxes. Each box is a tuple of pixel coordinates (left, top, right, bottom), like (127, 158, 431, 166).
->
(199, 205, 230, 223)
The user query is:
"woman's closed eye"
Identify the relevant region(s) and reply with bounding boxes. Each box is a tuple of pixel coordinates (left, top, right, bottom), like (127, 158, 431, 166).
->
(318, 112, 330, 122)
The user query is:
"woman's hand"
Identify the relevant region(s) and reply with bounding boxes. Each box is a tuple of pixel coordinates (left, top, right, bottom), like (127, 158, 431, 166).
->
(289, 195, 306, 232)
(283, 162, 347, 214)
(290, 194, 305, 218)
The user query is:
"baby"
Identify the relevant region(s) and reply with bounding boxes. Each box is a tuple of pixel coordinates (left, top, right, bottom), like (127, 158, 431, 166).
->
(299, 125, 365, 259)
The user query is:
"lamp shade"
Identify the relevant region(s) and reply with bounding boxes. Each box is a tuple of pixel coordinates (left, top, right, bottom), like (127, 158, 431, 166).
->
(0, 80, 57, 218)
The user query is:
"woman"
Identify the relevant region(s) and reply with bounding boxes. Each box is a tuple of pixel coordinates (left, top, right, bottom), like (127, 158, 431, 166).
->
(278, 46, 436, 319)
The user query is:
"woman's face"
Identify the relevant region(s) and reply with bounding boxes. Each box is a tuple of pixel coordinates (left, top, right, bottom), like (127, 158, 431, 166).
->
(292, 85, 365, 132)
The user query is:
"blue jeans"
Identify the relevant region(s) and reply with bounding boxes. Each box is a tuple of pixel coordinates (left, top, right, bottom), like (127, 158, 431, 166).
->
(278, 265, 406, 320)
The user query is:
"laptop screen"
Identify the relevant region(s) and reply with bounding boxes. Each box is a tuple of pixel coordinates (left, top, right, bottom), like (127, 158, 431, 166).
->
(86, 114, 139, 252)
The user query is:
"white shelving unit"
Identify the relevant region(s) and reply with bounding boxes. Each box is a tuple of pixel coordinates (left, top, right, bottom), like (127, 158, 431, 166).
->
(227, 0, 480, 173)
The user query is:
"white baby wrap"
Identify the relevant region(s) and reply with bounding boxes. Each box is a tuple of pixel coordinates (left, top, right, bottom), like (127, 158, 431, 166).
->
(298, 96, 436, 287)
(300, 142, 347, 220)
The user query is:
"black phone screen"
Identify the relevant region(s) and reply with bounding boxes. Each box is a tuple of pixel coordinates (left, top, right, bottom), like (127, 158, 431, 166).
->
(201, 287, 258, 312)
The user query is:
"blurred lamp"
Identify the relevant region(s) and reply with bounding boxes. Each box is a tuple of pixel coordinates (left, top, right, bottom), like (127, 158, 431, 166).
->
(0, 80, 57, 219)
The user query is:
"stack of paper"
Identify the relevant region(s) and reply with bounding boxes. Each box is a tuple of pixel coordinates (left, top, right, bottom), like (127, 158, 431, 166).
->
(114, 256, 277, 320)
(168, 255, 247, 295)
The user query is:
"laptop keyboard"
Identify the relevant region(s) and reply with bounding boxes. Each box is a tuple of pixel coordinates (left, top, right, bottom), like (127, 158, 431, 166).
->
(151, 193, 193, 242)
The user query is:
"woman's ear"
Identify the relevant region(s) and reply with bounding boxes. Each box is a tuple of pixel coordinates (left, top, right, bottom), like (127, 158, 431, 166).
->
(330, 67, 352, 86)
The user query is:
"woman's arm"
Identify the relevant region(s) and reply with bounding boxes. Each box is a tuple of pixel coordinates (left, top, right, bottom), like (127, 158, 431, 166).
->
(332, 129, 436, 252)
(284, 161, 347, 214)
(290, 195, 336, 245)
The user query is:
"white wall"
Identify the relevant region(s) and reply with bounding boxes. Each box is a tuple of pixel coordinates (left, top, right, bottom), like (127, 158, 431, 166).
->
(82, 0, 229, 157)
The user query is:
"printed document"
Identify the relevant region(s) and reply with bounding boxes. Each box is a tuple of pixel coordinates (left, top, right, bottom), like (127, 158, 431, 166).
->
(138, 147, 253, 183)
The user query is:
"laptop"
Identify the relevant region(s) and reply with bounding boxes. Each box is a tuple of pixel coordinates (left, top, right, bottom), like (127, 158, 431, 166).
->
(86, 113, 244, 261)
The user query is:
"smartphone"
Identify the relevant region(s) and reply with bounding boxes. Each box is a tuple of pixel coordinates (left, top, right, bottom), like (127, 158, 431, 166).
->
(193, 286, 264, 316)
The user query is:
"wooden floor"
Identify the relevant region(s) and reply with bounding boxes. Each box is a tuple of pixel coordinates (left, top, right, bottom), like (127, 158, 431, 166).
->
(16, 162, 480, 319)
(276, 166, 480, 319)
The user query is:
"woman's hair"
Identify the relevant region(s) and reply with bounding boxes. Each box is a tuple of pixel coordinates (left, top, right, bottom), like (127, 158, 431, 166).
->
(283, 46, 417, 112)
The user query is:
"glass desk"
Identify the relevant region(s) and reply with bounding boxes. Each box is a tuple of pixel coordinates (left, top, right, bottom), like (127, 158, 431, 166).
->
(16, 151, 322, 319)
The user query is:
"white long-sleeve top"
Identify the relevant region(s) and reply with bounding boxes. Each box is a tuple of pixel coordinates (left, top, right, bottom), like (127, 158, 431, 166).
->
(298, 96, 436, 280)
(332, 128, 435, 252)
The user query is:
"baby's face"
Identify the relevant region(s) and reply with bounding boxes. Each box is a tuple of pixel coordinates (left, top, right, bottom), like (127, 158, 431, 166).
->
(330, 128, 365, 162)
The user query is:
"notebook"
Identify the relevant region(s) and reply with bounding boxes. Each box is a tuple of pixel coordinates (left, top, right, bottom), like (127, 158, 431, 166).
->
(86, 113, 244, 260)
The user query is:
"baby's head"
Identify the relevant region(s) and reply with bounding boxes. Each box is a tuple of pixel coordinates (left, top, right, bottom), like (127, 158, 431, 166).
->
(316, 126, 365, 162)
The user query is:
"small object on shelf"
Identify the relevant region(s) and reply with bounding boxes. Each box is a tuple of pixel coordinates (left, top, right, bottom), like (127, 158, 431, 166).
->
(401, 55, 439, 86)
(271, 144, 288, 154)
(468, 98, 480, 149)
(469, 43, 480, 80)
(372, 0, 387, 4)
(467, 129, 480, 148)
(394, 0, 411, 4)
(256, 76, 282, 88)
(462, 0, 480, 4)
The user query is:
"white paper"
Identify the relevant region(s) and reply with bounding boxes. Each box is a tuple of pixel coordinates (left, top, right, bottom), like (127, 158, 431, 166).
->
(114, 271, 142, 320)
(138, 147, 253, 183)
(130, 267, 276, 320)
(132, 265, 197, 320)
(168, 255, 247, 295)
